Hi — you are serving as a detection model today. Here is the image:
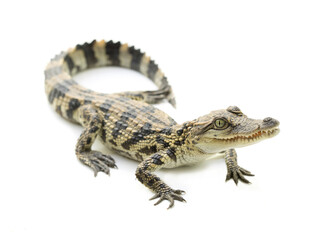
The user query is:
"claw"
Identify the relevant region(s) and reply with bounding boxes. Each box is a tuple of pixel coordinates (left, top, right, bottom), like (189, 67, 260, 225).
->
(78, 151, 117, 177)
(92, 165, 99, 177)
(93, 152, 116, 168)
(172, 193, 186, 202)
(149, 193, 161, 201)
(226, 166, 254, 185)
(154, 196, 165, 206)
(239, 167, 254, 176)
(174, 189, 186, 195)
(233, 171, 239, 185)
(92, 159, 110, 173)
(167, 197, 174, 209)
(225, 172, 232, 182)
(237, 171, 250, 184)
(150, 189, 186, 209)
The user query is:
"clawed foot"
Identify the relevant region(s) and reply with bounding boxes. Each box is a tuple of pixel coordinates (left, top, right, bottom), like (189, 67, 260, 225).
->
(143, 86, 171, 103)
(226, 166, 254, 185)
(78, 151, 117, 176)
(150, 189, 186, 209)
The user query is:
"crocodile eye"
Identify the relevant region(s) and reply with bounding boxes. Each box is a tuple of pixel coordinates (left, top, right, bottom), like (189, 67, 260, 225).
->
(214, 119, 229, 129)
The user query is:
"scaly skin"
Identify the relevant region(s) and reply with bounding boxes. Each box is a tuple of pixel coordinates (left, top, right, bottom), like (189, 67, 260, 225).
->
(45, 40, 280, 209)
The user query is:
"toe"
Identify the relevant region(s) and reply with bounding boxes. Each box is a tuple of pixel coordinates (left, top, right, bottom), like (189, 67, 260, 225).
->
(172, 194, 186, 202)
(154, 196, 165, 206)
(174, 189, 185, 195)
(233, 171, 239, 185)
(149, 193, 161, 201)
(225, 172, 232, 181)
(167, 196, 175, 209)
(91, 159, 110, 175)
(91, 165, 100, 177)
(239, 167, 254, 176)
(237, 171, 251, 184)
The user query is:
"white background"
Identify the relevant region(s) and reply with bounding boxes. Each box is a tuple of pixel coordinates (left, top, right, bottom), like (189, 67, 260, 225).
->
(1, 0, 329, 239)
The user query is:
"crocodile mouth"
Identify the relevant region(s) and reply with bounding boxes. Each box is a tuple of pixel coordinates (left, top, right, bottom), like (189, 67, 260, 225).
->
(221, 127, 280, 143)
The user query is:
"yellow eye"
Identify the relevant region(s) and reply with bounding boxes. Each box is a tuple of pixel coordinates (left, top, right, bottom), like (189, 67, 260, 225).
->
(214, 119, 228, 129)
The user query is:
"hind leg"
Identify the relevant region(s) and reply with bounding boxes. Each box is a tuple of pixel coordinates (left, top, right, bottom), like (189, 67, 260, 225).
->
(118, 85, 176, 107)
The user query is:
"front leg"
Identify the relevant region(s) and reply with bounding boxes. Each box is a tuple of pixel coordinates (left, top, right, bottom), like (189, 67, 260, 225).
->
(135, 150, 186, 209)
(225, 149, 254, 185)
(75, 105, 117, 176)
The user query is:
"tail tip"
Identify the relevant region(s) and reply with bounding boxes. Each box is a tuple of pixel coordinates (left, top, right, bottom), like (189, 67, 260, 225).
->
(168, 98, 176, 108)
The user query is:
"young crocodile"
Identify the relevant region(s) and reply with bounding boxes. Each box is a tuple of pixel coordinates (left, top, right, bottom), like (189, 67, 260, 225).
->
(45, 40, 280, 208)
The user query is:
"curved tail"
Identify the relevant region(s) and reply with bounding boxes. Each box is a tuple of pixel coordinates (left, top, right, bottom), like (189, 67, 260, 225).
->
(45, 40, 176, 118)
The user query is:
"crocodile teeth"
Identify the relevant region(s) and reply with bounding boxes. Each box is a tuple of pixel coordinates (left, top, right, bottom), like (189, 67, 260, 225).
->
(222, 128, 279, 143)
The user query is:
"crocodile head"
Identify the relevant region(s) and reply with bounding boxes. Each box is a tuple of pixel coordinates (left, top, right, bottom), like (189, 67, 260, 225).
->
(188, 106, 280, 153)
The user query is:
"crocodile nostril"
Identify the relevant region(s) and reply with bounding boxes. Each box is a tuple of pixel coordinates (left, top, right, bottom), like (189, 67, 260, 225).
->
(263, 117, 273, 122)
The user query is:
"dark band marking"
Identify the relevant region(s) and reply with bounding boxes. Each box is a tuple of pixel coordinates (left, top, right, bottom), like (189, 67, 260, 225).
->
(66, 98, 80, 119)
(147, 60, 158, 80)
(129, 46, 143, 71)
(142, 164, 149, 171)
(111, 110, 134, 139)
(156, 136, 170, 148)
(151, 153, 164, 165)
(64, 55, 74, 73)
(56, 105, 62, 115)
(104, 113, 111, 120)
(66, 98, 81, 119)
(136, 170, 143, 183)
(140, 105, 156, 114)
(76, 40, 98, 68)
(48, 83, 70, 104)
(138, 145, 158, 155)
(146, 175, 161, 187)
(113, 108, 136, 139)
(146, 114, 167, 125)
(121, 123, 155, 150)
(111, 119, 128, 139)
(174, 140, 184, 146)
(160, 127, 172, 135)
(147, 178, 155, 186)
(108, 139, 117, 146)
(106, 40, 121, 66)
(116, 96, 131, 103)
(101, 125, 106, 142)
(99, 99, 115, 113)
(166, 148, 177, 162)
(89, 126, 99, 133)
(83, 96, 95, 105)
(120, 109, 137, 120)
